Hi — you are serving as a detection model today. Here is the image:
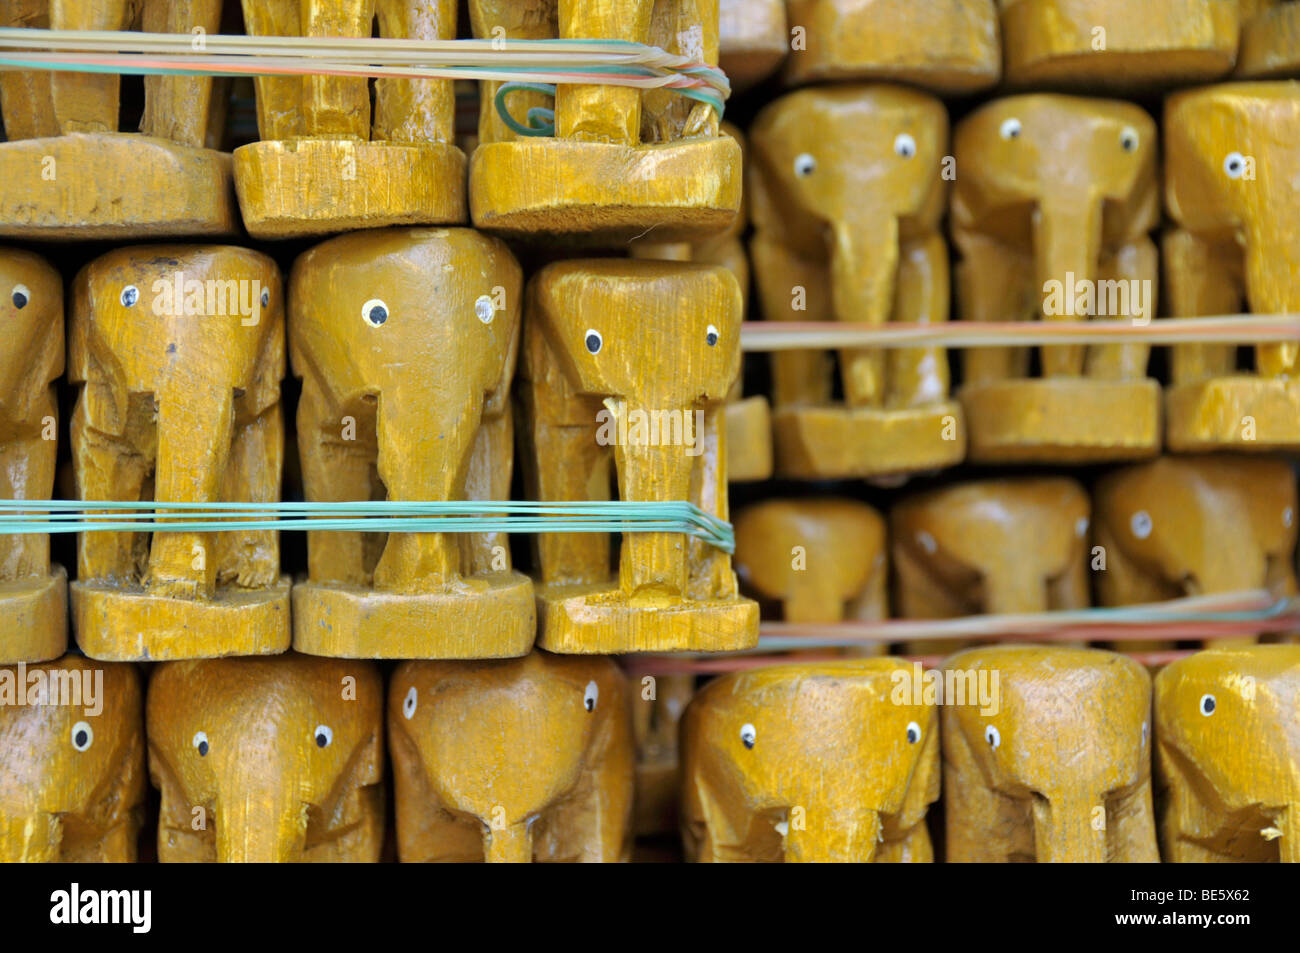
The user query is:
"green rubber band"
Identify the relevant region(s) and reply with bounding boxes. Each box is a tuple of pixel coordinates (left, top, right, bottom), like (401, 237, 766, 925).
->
(494, 81, 557, 136)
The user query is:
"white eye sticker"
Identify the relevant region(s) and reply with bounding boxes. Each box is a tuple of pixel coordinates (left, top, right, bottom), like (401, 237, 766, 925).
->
(192, 731, 209, 756)
(584, 680, 599, 712)
(1120, 126, 1139, 152)
(121, 285, 139, 307)
(985, 725, 1001, 748)
(917, 530, 938, 555)
(999, 117, 1022, 140)
(361, 299, 388, 327)
(475, 294, 495, 324)
(1199, 694, 1216, 717)
(793, 153, 816, 177)
(71, 721, 94, 752)
(706, 324, 719, 346)
(403, 687, 418, 720)
(894, 133, 916, 159)
(1141, 721, 1148, 746)
(1284, 507, 1293, 529)
(1130, 510, 1153, 540)
(584, 329, 602, 354)
(906, 721, 922, 744)
(11, 284, 29, 309)
(1223, 151, 1247, 179)
(314, 725, 333, 748)
(1075, 516, 1089, 538)
(740, 723, 757, 749)
(260, 287, 270, 308)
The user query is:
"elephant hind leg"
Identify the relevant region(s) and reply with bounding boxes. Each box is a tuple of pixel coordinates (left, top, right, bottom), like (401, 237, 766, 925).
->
(213, 405, 283, 590)
(71, 397, 152, 587)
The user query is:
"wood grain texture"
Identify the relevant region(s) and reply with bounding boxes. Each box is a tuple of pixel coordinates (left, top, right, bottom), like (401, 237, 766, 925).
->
(1236, 0, 1300, 78)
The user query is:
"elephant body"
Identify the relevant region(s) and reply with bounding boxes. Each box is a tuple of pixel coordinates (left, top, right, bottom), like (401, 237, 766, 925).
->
(943, 645, 1159, 862)
(1155, 645, 1300, 862)
(389, 652, 635, 862)
(147, 654, 385, 862)
(0, 655, 145, 862)
(681, 659, 940, 862)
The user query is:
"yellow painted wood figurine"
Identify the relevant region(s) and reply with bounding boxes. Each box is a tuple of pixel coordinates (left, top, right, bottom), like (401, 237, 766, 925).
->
(0, 0, 236, 238)
(0, 248, 67, 664)
(952, 94, 1161, 463)
(234, 0, 467, 239)
(718, 0, 787, 93)
(1237, 0, 1300, 78)
(1155, 645, 1300, 862)
(68, 245, 290, 661)
(0, 655, 145, 862)
(389, 652, 635, 862)
(749, 85, 965, 481)
(466, 0, 741, 241)
(1163, 82, 1300, 451)
(631, 671, 695, 836)
(999, 0, 1239, 90)
(288, 227, 534, 659)
(680, 659, 940, 862)
(943, 645, 1159, 862)
(519, 259, 759, 654)
(147, 654, 384, 862)
(782, 0, 1000, 93)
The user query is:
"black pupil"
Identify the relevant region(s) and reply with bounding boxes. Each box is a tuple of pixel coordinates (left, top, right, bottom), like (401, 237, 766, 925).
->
(585, 698, 594, 711)
(198, 740, 208, 756)
(586, 333, 600, 353)
(12, 291, 26, 308)
(707, 331, 717, 345)
(743, 737, 754, 749)
(1204, 697, 1215, 713)
(75, 730, 87, 747)
(1230, 159, 1240, 171)
(316, 732, 328, 747)
(909, 729, 918, 742)
(369, 305, 387, 325)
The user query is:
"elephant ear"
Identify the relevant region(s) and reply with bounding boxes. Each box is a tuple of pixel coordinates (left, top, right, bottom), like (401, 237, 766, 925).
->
(895, 710, 941, 828)
(67, 266, 131, 437)
(241, 305, 286, 418)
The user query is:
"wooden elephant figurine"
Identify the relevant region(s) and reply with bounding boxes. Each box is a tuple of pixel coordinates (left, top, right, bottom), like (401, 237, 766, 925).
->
(718, 0, 788, 93)
(68, 245, 289, 661)
(147, 654, 384, 862)
(952, 94, 1162, 462)
(1155, 645, 1300, 862)
(389, 652, 635, 862)
(892, 477, 1091, 655)
(1093, 456, 1297, 649)
(943, 645, 1159, 862)
(782, 0, 1000, 93)
(233, 0, 466, 238)
(0, 655, 145, 861)
(519, 259, 758, 654)
(680, 659, 939, 862)
(0, 247, 67, 663)
(288, 227, 533, 659)
(466, 0, 741, 241)
(999, 0, 1239, 90)
(1163, 83, 1300, 450)
(749, 84, 965, 481)
(1237, 0, 1300, 77)
(0, 0, 235, 237)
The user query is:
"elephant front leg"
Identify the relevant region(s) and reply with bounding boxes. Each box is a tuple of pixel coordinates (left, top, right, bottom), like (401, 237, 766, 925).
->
(887, 232, 952, 408)
(71, 397, 151, 587)
(954, 230, 1033, 385)
(214, 405, 283, 590)
(139, 0, 223, 146)
(1086, 237, 1157, 380)
(49, 0, 130, 133)
(1107, 781, 1161, 862)
(0, 395, 58, 581)
(555, 0, 652, 144)
(687, 404, 736, 600)
(1162, 229, 1240, 385)
(458, 408, 514, 577)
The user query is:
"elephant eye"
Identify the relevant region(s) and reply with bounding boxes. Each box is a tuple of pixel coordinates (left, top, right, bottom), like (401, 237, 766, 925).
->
(1141, 721, 1148, 746)
(894, 133, 916, 159)
(1130, 510, 1153, 540)
(985, 725, 1001, 748)
(584, 680, 599, 712)
(584, 329, 602, 354)
(1283, 507, 1293, 529)
(1119, 126, 1139, 152)
(740, 723, 756, 749)
(70, 721, 94, 752)
(361, 299, 388, 327)
(999, 117, 1021, 140)
(260, 287, 270, 308)
(906, 721, 922, 744)
(403, 686, 418, 720)
(1075, 516, 1089, 538)
(314, 725, 334, 748)
(475, 294, 495, 324)
(192, 731, 209, 756)
(1223, 151, 1247, 180)
(11, 284, 29, 309)
(1199, 694, 1216, 717)
(793, 153, 816, 177)
(916, 530, 937, 555)
(121, 285, 139, 308)
(706, 324, 719, 346)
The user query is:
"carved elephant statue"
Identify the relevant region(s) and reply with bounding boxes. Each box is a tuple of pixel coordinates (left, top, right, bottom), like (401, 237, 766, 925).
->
(680, 659, 939, 862)
(0, 0, 235, 237)
(1155, 645, 1300, 861)
(288, 226, 533, 658)
(749, 84, 964, 480)
(1163, 82, 1300, 450)
(147, 653, 385, 862)
(234, 0, 466, 238)
(943, 645, 1159, 862)
(0, 655, 145, 861)
(389, 652, 635, 862)
(0, 247, 67, 663)
(952, 94, 1161, 462)
(519, 259, 758, 654)
(68, 245, 288, 661)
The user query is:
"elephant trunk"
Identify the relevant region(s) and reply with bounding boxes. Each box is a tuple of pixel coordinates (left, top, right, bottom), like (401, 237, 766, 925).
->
(484, 822, 533, 863)
(1242, 215, 1300, 377)
(0, 812, 62, 862)
(1032, 792, 1106, 863)
(831, 217, 899, 408)
(783, 807, 882, 863)
(1034, 192, 1104, 378)
(216, 792, 307, 862)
